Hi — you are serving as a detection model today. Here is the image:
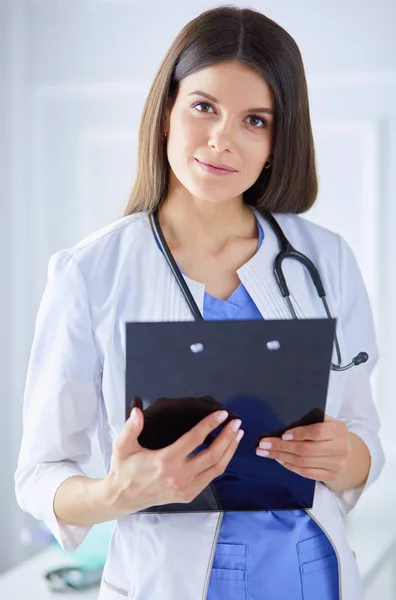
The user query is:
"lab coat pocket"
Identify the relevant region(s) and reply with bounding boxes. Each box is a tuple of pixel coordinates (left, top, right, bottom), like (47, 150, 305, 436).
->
(207, 543, 247, 600)
(297, 534, 339, 600)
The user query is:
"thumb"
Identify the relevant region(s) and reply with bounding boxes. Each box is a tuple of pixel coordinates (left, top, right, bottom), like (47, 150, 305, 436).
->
(113, 407, 145, 460)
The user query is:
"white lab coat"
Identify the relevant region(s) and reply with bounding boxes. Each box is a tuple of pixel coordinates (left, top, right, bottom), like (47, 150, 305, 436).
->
(15, 209, 385, 599)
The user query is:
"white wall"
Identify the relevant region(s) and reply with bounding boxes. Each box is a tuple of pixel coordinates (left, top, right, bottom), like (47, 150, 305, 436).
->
(2, 0, 395, 596)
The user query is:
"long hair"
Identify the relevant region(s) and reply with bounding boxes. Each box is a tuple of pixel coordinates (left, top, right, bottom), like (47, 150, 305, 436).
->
(124, 5, 317, 216)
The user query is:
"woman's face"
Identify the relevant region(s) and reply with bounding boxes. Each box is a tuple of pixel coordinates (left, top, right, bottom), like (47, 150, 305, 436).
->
(163, 61, 274, 205)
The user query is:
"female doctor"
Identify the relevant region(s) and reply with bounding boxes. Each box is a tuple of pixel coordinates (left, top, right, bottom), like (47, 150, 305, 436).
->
(15, 6, 384, 600)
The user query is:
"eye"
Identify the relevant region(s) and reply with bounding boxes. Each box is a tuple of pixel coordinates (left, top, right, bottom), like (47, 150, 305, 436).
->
(191, 101, 215, 113)
(191, 101, 269, 129)
(246, 115, 268, 129)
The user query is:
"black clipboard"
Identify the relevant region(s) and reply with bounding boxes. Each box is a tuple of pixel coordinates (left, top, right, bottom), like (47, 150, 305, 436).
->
(125, 318, 336, 513)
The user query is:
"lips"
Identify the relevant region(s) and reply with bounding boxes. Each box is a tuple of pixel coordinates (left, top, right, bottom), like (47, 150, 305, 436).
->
(195, 158, 237, 172)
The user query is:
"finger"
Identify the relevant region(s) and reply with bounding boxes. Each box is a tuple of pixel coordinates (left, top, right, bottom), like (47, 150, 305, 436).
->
(280, 421, 339, 442)
(190, 418, 244, 475)
(257, 449, 344, 471)
(113, 407, 145, 460)
(257, 438, 348, 457)
(167, 409, 230, 458)
(275, 460, 339, 482)
(193, 427, 244, 491)
(324, 414, 339, 423)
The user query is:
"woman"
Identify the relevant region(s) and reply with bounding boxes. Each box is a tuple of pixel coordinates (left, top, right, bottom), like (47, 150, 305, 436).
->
(15, 6, 384, 600)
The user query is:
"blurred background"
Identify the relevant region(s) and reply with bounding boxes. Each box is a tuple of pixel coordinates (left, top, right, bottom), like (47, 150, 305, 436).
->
(1, 0, 395, 598)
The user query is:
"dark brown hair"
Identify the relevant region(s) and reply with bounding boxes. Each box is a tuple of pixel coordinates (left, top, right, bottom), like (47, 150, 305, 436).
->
(124, 5, 317, 216)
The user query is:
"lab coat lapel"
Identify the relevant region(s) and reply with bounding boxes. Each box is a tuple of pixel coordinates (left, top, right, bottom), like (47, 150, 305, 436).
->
(152, 245, 204, 322)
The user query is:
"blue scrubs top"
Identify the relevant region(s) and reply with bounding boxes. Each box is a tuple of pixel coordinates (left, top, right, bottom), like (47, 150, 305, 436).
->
(203, 223, 339, 600)
(155, 220, 339, 599)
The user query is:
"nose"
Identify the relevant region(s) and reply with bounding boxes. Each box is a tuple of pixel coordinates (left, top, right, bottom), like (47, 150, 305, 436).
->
(207, 122, 234, 153)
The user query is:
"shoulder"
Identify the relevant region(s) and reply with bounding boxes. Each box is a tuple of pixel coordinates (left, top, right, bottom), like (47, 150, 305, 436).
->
(72, 212, 149, 260)
(49, 212, 151, 274)
(273, 213, 373, 329)
(263, 212, 370, 314)
(272, 212, 352, 287)
(273, 213, 342, 255)
(275, 213, 362, 283)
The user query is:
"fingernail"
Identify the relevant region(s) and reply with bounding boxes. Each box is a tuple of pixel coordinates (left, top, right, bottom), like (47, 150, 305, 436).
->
(282, 433, 293, 440)
(231, 419, 242, 432)
(256, 449, 269, 457)
(235, 429, 244, 443)
(129, 408, 138, 422)
(276, 459, 285, 465)
(259, 441, 272, 450)
(216, 410, 229, 422)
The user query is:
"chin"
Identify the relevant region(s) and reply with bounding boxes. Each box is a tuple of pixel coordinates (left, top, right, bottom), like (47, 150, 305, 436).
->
(190, 189, 234, 204)
(186, 180, 235, 202)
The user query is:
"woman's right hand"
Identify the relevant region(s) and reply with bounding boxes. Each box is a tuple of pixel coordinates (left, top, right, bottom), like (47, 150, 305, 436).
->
(104, 407, 244, 516)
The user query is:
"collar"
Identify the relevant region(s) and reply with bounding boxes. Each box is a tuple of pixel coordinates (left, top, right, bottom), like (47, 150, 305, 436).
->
(147, 210, 324, 322)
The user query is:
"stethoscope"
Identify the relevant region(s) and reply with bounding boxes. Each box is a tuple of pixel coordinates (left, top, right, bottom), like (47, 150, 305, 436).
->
(149, 209, 368, 372)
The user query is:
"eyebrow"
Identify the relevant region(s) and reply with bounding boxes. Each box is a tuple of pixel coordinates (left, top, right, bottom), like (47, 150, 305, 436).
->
(188, 90, 274, 115)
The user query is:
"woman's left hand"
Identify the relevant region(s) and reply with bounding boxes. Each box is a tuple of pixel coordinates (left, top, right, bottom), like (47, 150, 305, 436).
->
(257, 415, 352, 483)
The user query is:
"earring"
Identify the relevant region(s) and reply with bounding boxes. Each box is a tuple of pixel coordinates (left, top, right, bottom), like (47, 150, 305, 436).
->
(264, 157, 272, 170)
(162, 132, 168, 141)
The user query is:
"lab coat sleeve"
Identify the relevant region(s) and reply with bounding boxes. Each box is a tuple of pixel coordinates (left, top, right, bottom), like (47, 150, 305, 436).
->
(14, 250, 102, 552)
(333, 235, 385, 514)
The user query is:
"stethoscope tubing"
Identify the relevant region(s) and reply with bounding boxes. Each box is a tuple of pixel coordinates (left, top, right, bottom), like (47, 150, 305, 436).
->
(149, 209, 367, 372)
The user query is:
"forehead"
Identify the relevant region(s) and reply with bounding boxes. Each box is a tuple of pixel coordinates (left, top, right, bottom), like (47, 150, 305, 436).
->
(178, 61, 273, 107)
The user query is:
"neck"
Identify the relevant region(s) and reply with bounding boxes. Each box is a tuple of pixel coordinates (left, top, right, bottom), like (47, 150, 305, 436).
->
(158, 192, 257, 253)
